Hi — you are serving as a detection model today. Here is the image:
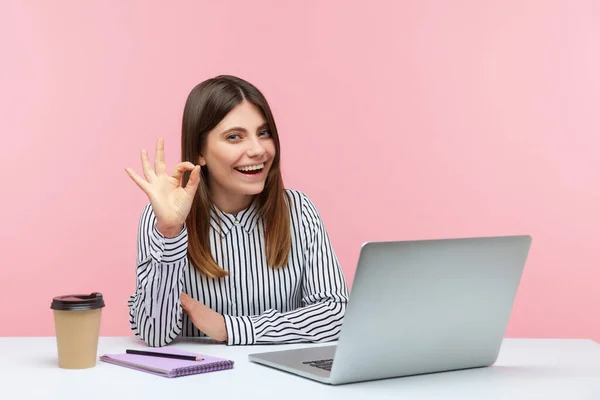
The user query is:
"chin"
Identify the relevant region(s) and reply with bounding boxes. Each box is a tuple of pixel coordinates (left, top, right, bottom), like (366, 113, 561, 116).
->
(241, 183, 267, 196)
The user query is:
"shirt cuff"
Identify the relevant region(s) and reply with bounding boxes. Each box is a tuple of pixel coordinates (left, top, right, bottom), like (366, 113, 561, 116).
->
(224, 315, 256, 345)
(150, 222, 188, 263)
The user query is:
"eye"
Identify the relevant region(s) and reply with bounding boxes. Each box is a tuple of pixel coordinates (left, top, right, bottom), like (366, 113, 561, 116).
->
(227, 134, 241, 141)
(258, 129, 271, 137)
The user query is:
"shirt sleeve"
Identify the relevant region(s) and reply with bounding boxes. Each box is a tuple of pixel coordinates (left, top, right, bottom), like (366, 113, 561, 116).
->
(223, 192, 349, 345)
(127, 203, 188, 347)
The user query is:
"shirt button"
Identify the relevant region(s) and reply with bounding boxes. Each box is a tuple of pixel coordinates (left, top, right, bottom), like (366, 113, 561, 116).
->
(234, 219, 239, 224)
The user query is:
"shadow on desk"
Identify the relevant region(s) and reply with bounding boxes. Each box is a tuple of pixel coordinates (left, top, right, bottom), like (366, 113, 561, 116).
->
(331, 364, 596, 389)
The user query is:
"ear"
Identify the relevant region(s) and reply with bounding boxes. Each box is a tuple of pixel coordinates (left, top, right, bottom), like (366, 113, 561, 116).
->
(198, 155, 207, 167)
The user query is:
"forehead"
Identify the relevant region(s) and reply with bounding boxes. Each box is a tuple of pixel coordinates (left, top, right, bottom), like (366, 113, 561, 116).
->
(215, 101, 266, 131)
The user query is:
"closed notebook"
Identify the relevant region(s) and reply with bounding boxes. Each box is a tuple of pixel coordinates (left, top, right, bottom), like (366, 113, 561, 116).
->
(99, 347, 234, 378)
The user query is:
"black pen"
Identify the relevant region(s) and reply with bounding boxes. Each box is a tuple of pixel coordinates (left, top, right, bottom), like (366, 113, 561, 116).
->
(126, 349, 204, 361)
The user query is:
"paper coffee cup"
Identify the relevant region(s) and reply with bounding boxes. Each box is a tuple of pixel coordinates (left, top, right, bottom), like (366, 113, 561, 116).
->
(50, 292, 105, 369)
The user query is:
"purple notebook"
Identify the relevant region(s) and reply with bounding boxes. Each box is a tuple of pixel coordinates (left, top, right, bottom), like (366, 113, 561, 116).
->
(99, 347, 234, 378)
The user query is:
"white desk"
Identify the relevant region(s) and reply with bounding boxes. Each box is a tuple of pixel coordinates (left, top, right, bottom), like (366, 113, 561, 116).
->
(2, 337, 599, 399)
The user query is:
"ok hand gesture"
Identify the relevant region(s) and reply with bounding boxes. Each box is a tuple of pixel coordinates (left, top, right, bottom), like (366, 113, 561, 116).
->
(125, 138, 201, 237)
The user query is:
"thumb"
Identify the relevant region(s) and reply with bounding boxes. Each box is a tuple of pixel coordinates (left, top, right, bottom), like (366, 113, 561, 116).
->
(180, 293, 191, 310)
(181, 292, 196, 305)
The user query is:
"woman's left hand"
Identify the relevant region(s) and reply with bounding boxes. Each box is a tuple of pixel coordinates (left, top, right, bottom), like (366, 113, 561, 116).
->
(181, 292, 228, 342)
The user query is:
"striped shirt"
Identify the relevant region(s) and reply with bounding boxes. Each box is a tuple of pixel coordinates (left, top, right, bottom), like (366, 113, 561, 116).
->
(128, 189, 349, 347)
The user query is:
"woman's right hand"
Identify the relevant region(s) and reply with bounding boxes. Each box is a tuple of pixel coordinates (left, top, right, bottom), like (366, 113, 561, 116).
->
(125, 137, 201, 237)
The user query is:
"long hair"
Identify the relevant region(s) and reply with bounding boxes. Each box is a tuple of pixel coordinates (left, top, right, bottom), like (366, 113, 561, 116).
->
(180, 75, 291, 278)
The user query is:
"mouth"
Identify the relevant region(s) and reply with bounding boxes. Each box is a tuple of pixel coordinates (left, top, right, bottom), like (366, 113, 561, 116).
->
(234, 163, 266, 176)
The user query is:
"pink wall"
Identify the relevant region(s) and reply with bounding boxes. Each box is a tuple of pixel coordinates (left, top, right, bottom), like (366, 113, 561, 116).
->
(1, 1, 598, 341)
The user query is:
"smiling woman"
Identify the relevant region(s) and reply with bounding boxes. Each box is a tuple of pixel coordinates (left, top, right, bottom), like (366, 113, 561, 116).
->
(124, 75, 349, 347)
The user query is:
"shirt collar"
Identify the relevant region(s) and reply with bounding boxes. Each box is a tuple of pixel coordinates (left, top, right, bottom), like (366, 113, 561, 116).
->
(209, 199, 260, 237)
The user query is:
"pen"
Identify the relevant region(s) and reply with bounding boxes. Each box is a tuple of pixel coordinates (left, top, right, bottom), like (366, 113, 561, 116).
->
(125, 349, 204, 361)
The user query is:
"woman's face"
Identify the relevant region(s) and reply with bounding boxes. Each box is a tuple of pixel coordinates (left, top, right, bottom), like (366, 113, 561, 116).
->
(199, 100, 276, 212)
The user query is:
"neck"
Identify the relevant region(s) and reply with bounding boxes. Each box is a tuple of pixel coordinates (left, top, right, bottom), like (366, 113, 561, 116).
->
(209, 190, 254, 215)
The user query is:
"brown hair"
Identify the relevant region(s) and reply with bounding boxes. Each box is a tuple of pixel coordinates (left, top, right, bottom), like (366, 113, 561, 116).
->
(180, 75, 291, 278)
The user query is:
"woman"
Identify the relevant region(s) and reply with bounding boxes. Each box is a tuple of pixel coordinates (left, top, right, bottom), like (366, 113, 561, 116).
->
(125, 75, 349, 347)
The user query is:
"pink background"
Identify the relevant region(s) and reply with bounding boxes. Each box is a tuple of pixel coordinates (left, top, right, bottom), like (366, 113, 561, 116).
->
(1, 1, 598, 341)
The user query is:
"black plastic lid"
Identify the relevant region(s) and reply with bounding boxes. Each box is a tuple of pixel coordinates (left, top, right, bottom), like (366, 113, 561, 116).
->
(50, 292, 105, 311)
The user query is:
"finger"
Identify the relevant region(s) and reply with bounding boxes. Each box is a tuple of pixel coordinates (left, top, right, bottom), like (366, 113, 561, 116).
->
(184, 165, 202, 197)
(183, 293, 196, 304)
(171, 162, 196, 182)
(125, 168, 151, 193)
(140, 149, 154, 182)
(155, 137, 166, 175)
(181, 295, 196, 315)
(181, 292, 192, 305)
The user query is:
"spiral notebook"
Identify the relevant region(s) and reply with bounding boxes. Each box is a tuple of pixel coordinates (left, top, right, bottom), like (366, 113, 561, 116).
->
(99, 347, 234, 378)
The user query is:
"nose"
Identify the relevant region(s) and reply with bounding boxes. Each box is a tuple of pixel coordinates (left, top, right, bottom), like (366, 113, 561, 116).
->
(246, 136, 266, 158)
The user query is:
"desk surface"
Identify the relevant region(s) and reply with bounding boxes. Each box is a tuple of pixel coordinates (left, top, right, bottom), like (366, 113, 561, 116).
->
(2, 337, 599, 399)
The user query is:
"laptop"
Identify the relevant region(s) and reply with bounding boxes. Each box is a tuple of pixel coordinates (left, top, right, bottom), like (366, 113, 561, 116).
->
(248, 235, 532, 385)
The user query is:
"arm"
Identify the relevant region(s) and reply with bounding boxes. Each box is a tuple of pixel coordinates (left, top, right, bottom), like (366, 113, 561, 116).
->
(127, 203, 188, 347)
(223, 193, 349, 345)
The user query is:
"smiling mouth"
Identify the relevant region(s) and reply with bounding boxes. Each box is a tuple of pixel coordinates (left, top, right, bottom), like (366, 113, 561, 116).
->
(234, 163, 265, 175)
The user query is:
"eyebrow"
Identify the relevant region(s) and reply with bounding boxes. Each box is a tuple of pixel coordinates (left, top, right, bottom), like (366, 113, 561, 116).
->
(221, 123, 269, 136)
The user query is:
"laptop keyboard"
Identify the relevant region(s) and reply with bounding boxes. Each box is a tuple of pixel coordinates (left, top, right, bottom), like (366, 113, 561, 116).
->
(302, 358, 334, 371)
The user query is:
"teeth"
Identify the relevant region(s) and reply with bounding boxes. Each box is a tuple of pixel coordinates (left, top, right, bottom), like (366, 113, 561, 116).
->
(236, 163, 264, 172)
